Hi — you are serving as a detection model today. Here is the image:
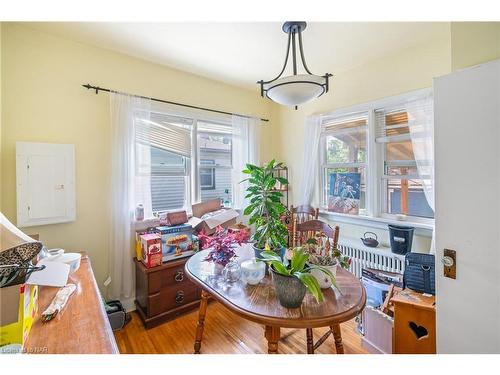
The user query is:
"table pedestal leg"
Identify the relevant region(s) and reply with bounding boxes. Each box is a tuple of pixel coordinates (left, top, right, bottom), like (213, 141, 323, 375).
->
(306, 328, 314, 354)
(194, 290, 209, 354)
(331, 324, 344, 354)
(265, 326, 280, 354)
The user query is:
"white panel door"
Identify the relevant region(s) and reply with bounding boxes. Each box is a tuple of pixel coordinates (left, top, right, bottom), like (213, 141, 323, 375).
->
(434, 60, 500, 353)
(16, 142, 76, 227)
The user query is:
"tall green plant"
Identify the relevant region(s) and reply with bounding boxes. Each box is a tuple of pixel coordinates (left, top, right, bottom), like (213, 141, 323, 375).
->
(242, 160, 289, 250)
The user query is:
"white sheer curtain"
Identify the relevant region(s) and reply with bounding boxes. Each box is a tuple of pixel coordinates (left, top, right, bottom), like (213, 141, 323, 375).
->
(231, 116, 260, 210)
(407, 94, 435, 253)
(108, 92, 151, 301)
(300, 115, 322, 206)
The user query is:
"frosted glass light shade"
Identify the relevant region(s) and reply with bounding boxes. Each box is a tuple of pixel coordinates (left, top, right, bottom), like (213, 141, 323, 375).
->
(265, 74, 326, 106)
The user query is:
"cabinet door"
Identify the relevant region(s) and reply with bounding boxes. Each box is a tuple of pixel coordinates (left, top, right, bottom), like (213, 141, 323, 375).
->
(16, 142, 76, 227)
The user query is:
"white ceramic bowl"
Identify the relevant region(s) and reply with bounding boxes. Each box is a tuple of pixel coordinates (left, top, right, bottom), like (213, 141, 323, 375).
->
(47, 252, 82, 274)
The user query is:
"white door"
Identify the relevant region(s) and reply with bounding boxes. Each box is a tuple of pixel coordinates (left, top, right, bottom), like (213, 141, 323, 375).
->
(434, 60, 500, 353)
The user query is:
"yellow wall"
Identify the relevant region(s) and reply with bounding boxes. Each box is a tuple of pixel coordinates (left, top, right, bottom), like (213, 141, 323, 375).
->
(276, 34, 452, 251)
(2, 22, 500, 287)
(451, 22, 500, 71)
(0, 23, 277, 288)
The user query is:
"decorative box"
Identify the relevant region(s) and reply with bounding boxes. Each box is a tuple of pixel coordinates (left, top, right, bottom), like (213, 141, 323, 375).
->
(0, 283, 38, 350)
(140, 233, 162, 268)
(155, 224, 198, 262)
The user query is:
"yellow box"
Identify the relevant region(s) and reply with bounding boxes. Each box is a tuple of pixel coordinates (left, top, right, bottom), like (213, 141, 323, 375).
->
(0, 283, 39, 350)
(135, 232, 143, 260)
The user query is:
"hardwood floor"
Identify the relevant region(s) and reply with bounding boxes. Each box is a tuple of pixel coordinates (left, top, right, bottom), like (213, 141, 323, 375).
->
(114, 302, 369, 354)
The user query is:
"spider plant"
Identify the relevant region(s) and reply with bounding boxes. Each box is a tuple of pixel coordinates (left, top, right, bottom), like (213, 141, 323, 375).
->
(259, 247, 340, 304)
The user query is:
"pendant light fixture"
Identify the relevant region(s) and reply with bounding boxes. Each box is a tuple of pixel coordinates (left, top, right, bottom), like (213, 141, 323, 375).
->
(258, 21, 332, 108)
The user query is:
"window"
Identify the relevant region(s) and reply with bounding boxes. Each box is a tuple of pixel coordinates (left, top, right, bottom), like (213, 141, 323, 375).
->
(134, 113, 236, 216)
(197, 121, 233, 203)
(376, 110, 434, 219)
(320, 115, 368, 214)
(200, 159, 216, 190)
(319, 90, 434, 224)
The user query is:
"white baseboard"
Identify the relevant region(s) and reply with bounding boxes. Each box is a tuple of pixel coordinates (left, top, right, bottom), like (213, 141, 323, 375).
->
(121, 297, 136, 312)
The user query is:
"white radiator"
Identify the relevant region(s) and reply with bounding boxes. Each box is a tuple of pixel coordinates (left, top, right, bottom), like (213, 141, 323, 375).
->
(338, 239, 405, 278)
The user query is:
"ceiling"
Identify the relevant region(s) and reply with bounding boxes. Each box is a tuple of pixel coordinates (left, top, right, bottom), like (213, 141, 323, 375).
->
(25, 22, 449, 90)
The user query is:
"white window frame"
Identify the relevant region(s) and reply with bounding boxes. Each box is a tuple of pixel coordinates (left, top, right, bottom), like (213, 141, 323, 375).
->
(319, 113, 369, 215)
(317, 88, 434, 234)
(136, 109, 235, 217)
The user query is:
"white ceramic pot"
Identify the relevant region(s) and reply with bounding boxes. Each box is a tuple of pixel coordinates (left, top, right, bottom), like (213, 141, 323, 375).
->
(311, 264, 337, 289)
(241, 258, 266, 285)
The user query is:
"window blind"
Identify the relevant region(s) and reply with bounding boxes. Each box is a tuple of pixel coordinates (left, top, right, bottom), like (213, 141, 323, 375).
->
(135, 113, 192, 158)
(323, 115, 367, 134)
(375, 109, 410, 143)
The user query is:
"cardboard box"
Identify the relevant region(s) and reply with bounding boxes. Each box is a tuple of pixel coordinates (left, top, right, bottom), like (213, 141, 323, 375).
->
(190, 199, 239, 235)
(156, 224, 198, 262)
(140, 233, 162, 268)
(0, 283, 38, 350)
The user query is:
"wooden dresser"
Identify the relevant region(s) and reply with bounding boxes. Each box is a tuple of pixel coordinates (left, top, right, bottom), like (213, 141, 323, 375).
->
(24, 254, 119, 354)
(134, 257, 201, 328)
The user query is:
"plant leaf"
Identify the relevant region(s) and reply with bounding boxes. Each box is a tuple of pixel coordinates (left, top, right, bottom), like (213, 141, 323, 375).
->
(295, 272, 324, 303)
(290, 248, 309, 273)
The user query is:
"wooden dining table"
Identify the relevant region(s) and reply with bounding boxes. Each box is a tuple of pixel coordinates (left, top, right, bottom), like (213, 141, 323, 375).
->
(185, 244, 366, 354)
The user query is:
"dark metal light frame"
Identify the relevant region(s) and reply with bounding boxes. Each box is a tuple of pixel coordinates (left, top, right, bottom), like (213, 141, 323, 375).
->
(258, 21, 333, 107)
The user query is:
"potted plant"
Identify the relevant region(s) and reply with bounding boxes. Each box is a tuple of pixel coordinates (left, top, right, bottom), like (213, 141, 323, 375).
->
(259, 248, 338, 308)
(199, 226, 249, 268)
(305, 235, 351, 289)
(242, 160, 289, 259)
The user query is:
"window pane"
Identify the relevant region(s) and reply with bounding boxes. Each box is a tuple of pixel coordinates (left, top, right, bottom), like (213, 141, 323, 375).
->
(151, 175, 187, 212)
(386, 166, 418, 176)
(198, 131, 232, 203)
(325, 167, 366, 213)
(326, 131, 366, 164)
(385, 140, 415, 161)
(386, 178, 433, 218)
(199, 132, 232, 167)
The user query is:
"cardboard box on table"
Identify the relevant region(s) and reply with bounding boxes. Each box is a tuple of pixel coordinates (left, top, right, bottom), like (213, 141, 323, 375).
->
(189, 199, 239, 235)
(0, 283, 38, 351)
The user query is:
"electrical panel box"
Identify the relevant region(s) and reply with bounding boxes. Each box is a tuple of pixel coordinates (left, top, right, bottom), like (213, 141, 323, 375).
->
(16, 142, 76, 227)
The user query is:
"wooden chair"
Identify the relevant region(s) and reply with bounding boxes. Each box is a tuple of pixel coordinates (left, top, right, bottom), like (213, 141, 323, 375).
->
(288, 205, 319, 246)
(292, 218, 342, 354)
(292, 219, 339, 250)
(290, 205, 319, 224)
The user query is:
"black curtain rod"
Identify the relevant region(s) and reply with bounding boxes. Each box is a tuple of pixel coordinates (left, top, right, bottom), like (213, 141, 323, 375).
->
(82, 84, 269, 122)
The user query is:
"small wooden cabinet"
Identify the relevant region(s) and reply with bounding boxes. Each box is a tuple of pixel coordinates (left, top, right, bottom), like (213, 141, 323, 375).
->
(135, 257, 202, 328)
(392, 289, 436, 354)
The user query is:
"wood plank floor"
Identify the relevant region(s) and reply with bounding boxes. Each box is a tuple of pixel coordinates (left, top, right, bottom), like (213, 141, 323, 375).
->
(114, 302, 369, 354)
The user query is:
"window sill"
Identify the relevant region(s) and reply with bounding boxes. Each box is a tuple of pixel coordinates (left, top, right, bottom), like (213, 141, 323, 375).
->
(319, 210, 434, 237)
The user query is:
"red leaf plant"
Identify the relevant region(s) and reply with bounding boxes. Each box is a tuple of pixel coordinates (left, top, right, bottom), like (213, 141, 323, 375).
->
(200, 226, 249, 266)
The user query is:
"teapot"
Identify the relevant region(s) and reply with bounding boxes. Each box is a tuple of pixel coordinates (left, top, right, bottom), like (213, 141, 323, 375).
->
(361, 232, 379, 248)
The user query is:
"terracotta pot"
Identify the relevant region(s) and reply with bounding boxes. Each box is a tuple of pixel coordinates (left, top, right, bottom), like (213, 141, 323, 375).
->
(270, 268, 306, 308)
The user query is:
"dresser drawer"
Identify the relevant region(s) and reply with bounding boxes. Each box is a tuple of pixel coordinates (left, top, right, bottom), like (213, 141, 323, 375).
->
(148, 260, 189, 294)
(147, 282, 200, 317)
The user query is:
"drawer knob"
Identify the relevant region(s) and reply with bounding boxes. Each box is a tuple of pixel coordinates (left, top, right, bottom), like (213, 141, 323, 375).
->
(174, 270, 184, 282)
(175, 290, 185, 304)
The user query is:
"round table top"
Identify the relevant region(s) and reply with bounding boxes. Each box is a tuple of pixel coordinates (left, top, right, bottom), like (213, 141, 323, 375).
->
(185, 244, 366, 328)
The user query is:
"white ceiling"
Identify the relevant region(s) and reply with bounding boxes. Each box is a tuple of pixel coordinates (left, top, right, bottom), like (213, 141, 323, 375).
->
(25, 22, 449, 89)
